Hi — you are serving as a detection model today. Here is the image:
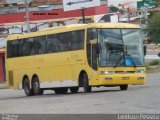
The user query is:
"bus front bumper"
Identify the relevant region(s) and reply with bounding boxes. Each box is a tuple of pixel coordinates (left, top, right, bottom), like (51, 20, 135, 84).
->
(98, 73, 146, 85)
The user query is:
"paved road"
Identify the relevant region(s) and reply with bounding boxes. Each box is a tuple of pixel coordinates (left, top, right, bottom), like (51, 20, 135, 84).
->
(0, 73, 160, 114)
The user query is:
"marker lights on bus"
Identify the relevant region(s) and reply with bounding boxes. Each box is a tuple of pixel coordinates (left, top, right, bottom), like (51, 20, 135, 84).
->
(137, 77, 145, 80)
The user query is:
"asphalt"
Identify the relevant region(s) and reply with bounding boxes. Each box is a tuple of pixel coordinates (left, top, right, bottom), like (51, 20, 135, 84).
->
(0, 72, 160, 114)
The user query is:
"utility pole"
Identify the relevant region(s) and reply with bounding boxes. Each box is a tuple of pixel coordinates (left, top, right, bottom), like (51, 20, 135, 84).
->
(81, 7, 85, 23)
(25, 0, 30, 33)
(127, 7, 130, 23)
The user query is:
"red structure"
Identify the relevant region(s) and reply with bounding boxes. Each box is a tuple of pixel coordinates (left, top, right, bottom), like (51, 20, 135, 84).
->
(0, 49, 5, 83)
(0, 5, 108, 24)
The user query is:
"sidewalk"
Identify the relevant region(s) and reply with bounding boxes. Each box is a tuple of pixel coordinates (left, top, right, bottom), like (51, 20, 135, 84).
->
(0, 83, 7, 89)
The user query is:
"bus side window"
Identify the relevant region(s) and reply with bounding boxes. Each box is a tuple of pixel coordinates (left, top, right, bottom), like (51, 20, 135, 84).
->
(46, 34, 61, 53)
(34, 36, 46, 54)
(59, 32, 71, 51)
(7, 41, 12, 58)
(22, 38, 34, 56)
(70, 30, 84, 50)
(87, 29, 97, 42)
(7, 40, 21, 58)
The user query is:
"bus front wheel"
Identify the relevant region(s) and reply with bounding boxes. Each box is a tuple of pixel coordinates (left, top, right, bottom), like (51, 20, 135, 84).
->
(32, 77, 44, 95)
(120, 85, 128, 90)
(23, 77, 33, 96)
(82, 73, 92, 92)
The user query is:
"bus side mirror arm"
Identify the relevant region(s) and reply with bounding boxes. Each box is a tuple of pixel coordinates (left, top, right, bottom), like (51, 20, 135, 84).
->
(144, 45, 147, 56)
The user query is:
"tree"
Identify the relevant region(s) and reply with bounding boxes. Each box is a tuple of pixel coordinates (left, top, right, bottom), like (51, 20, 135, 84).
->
(146, 13, 160, 44)
(109, 6, 119, 12)
(154, 0, 160, 6)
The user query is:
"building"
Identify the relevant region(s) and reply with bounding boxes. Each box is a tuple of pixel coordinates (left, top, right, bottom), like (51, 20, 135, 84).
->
(0, 0, 107, 14)
(107, 0, 142, 7)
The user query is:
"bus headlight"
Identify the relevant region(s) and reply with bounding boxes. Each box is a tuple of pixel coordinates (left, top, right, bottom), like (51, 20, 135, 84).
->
(135, 69, 144, 74)
(137, 77, 144, 80)
(100, 71, 115, 75)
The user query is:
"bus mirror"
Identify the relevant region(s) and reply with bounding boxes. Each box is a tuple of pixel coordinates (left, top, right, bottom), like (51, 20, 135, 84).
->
(158, 52, 160, 57)
(144, 45, 147, 56)
(96, 44, 100, 55)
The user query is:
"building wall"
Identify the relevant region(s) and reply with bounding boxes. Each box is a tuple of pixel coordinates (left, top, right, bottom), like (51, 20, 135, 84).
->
(0, 0, 107, 14)
(0, 5, 108, 23)
(108, 0, 142, 7)
(6, 0, 32, 4)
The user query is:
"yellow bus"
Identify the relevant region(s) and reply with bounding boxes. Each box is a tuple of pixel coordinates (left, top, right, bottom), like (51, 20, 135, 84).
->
(6, 23, 146, 96)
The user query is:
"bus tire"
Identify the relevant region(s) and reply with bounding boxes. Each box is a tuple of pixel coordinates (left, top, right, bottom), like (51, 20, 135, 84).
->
(70, 87, 79, 93)
(32, 77, 44, 95)
(23, 77, 33, 96)
(120, 85, 128, 90)
(82, 73, 92, 92)
(54, 88, 68, 94)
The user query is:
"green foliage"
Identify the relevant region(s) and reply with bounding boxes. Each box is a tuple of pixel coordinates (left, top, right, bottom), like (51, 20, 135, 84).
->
(109, 6, 119, 12)
(148, 60, 160, 66)
(146, 64, 151, 70)
(154, 0, 160, 6)
(146, 13, 160, 44)
(145, 60, 160, 73)
(142, 0, 159, 7)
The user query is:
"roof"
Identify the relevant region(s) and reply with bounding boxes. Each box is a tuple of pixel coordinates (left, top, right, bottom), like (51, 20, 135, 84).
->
(7, 23, 140, 40)
(120, 2, 134, 6)
(129, 7, 137, 12)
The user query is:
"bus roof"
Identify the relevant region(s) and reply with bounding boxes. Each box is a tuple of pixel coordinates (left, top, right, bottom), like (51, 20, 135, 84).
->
(87, 23, 140, 29)
(7, 23, 140, 40)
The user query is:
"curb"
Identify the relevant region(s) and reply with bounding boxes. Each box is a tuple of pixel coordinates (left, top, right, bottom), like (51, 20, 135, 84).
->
(0, 84, 7, 89)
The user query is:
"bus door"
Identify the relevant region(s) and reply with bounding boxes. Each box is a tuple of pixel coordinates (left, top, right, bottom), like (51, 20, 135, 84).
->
(89, 40, 99, 83)
(90, 40, 98, 71)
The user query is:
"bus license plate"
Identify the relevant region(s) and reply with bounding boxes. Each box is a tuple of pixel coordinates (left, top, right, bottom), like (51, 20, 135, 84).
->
(122, 77, 129, 80)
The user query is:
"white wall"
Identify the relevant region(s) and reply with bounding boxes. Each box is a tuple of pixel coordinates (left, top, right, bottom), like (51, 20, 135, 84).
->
(0, 38, 6, 48)
(108, 0, 142, 7)
(6, 0, 32, 4)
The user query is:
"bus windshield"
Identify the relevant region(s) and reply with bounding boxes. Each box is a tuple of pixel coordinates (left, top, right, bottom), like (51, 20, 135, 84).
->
(98, 28, 144, 67)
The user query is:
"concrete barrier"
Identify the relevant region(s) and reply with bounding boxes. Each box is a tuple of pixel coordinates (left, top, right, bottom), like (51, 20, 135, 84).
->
(145, 55, 160, 60)
(0, 83, 7, 89)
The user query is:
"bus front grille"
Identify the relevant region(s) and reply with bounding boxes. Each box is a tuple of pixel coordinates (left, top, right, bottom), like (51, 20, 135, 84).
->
(8, 71, 13, 86)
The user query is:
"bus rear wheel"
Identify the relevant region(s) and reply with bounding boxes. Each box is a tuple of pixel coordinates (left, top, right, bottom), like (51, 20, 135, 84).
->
(32, 77, 44, 95)
(23, 77, 33, 96)
(120, 85, 128, 90)
(82, 73, 92, 92)
(70, 87, 79, 93)
(54, 88, 68, 94)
